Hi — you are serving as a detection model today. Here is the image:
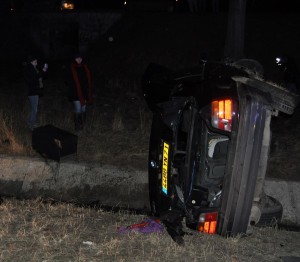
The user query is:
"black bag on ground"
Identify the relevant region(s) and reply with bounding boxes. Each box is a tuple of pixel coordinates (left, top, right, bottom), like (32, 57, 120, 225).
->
(32, 125, 77, 161)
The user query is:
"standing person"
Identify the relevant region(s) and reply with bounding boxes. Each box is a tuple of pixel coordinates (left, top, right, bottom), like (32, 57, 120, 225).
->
(67, 53, 94, 131)
(24, 55, 48, 131)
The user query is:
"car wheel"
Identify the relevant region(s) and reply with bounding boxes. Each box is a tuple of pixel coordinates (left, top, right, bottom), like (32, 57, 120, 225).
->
(256, 195, 283, 227)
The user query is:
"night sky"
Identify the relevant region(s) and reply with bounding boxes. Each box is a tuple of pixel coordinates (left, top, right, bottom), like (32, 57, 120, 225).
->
(0, 0, 299, 65)
(1, 0, 299, 13)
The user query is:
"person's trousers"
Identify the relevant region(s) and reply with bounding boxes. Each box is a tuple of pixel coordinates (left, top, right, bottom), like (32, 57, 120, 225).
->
(28, 95, 39, 130)
(72, 101, 86, 113)
(72, 101, 86, 130)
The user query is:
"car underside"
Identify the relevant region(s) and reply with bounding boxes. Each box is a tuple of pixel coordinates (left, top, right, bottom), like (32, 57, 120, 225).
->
(142, 59, 299, 242)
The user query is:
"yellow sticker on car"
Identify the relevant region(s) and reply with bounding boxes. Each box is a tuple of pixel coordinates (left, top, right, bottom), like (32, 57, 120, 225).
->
(162, 142, 169, 195)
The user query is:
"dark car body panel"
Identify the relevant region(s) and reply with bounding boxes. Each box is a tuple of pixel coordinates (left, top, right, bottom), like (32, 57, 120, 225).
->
(142, 61, 248, 111)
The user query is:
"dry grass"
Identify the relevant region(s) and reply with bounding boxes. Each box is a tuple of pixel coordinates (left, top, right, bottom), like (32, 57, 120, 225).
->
(0, 112, 24, 154)
(0, 72, 151, 169)
(0, 197, 299, 262)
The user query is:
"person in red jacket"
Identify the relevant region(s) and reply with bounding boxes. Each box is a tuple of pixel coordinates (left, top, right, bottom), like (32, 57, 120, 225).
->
(67, 53, 94, 130)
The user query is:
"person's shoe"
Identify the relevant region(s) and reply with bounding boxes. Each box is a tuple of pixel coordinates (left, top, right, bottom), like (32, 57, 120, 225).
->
(28, 122, 40, 131)
(82, 112, 87, 126)
(29, 123, 40, 131)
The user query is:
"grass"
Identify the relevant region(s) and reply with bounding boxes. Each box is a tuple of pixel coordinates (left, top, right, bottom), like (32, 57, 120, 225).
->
(0, 111, 25, 155)
(0, 197, 299, 262)
(0, 70, 151, 169)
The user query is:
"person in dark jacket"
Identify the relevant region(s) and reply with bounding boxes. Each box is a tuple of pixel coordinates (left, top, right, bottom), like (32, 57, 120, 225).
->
(24, 55, 48, 130)
(67, 53, 94, 131)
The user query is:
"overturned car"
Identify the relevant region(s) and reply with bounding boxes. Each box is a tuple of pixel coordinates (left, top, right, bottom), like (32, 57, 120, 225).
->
(142, 59, 299, 238)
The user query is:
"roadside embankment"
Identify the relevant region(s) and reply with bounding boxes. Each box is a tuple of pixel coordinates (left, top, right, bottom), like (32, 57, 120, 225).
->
(0, 155, 150, 211)
(0, 155, 299, 227)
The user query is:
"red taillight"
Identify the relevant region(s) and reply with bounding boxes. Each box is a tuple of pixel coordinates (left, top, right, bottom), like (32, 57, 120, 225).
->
(197, 212, 218, 234)
(212, 99, 233, 132)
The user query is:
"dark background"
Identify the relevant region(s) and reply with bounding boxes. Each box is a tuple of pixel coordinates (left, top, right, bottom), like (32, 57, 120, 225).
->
(0, 0, 299, 83)
(1, 0, 299, 13)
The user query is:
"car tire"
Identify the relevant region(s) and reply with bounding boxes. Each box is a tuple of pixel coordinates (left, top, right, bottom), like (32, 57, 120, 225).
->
(256, 195, 283, 227)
